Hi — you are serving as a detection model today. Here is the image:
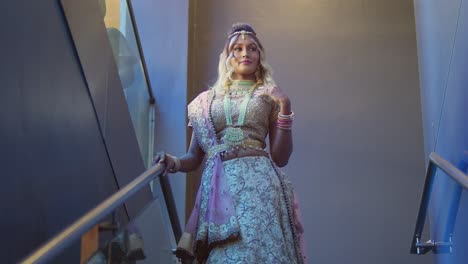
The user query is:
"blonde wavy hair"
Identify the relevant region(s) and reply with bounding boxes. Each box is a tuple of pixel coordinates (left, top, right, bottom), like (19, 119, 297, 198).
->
(211, 23, 276, 92)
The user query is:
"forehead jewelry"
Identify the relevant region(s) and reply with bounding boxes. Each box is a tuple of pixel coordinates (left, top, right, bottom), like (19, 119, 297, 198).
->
(228, 30, 255, 40)
(241, 30, 247, 39)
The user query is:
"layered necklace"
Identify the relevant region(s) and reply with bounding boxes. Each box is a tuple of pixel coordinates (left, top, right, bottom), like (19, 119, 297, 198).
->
(222, 80, 258, 146)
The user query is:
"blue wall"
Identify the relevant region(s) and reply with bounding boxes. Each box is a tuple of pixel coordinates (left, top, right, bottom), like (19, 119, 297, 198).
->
(414, 0, 468, 263)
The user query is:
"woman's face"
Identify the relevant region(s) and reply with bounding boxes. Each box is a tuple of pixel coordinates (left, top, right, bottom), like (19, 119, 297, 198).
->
(229, 36, 260, 80)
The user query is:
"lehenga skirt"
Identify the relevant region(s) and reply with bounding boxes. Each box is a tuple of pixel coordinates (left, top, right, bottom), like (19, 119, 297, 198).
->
(205, 156, 302, 264)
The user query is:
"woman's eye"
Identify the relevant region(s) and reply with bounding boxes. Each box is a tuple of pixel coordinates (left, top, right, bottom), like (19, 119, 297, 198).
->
(234, 47, 242, 51)
(250, 47, 258, 52)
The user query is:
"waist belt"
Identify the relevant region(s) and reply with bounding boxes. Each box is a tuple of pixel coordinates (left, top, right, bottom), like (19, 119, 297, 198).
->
(207, 139, 264, 159)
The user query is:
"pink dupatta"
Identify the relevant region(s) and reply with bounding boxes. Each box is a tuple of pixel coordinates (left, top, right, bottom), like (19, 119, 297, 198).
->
(182, 90, 240, 259)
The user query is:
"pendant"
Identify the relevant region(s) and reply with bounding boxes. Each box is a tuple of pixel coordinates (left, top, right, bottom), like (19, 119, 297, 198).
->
(223, 126, 244, 146)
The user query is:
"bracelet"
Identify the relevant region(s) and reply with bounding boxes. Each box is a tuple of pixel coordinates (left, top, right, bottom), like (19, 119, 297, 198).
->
(167, 154, 181, 172)
(278, 111, 295, 120)
(277, 126, 292, 131)
(277, 119, 293, 130)
(277, 111, 294, 130)
(277, 119, 293, 125)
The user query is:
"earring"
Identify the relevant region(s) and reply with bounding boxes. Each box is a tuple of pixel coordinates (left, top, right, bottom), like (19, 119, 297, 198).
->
(227, 70, 235, 85)
(225, 79, 232, 87)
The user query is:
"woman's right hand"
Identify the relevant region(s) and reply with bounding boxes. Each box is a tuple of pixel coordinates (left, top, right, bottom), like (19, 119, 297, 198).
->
(153, 151, 177, 175)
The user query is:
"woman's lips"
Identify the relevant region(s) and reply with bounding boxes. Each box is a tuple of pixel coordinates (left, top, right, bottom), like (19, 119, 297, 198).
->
(240, 60, 252, 65)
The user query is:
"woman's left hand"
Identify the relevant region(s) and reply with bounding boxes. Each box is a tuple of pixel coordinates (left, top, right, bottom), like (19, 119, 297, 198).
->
(255, 85, 291, 112)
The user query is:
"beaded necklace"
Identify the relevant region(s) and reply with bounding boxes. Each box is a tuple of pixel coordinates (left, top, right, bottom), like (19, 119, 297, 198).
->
(222, 80, 258, 146)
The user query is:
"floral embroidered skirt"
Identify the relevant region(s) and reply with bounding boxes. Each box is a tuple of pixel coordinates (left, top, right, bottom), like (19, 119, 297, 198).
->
(205, 156, 301, 264)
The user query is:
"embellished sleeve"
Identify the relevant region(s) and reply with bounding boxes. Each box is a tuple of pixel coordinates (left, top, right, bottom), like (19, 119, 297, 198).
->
(187, 90, 209, 129)
(186, 90, 212, 153)
(255, 85, 280, 130)
(269, 100, 281, 129)
(187, 114, 193, 127)
(187, 95, 199, 127)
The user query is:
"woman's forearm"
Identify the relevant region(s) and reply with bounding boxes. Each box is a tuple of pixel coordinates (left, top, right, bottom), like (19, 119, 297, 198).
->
(270, 130, 293, 167)
(178, 152, 204, 172)
(175, 131, 205, 173)
(270, 99, 293, 167)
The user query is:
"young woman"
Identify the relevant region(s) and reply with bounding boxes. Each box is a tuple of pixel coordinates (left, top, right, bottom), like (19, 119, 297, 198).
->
(154, 23, 306, 263)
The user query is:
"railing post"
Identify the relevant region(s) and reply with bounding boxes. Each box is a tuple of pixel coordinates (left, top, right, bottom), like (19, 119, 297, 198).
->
(411, 152, 468, 255)
(159, 174, 183, 242)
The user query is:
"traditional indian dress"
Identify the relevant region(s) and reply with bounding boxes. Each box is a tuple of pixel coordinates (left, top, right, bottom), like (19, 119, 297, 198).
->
(180, 81, 307, 264)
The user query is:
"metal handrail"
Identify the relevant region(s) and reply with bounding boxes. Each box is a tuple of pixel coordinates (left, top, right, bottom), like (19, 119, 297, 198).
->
(125, 0, 155, 104)
(410, 152, 468, 255)
(429, 152, 468, 189)
(20, 163, 181, 264)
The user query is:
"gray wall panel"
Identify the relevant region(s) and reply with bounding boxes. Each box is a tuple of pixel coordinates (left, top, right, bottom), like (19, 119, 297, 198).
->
(0, 0, 120, 262)
(60, 0, 152, 218)
(189, 1, 427, 263)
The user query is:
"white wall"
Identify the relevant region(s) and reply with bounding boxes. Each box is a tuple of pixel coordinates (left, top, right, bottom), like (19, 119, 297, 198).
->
(132, 0, 189, 226)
